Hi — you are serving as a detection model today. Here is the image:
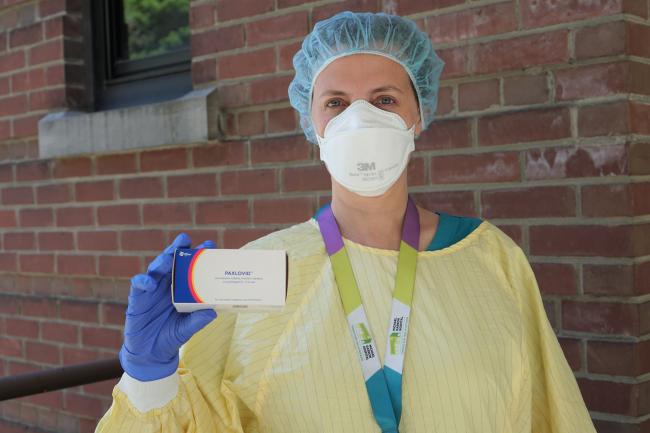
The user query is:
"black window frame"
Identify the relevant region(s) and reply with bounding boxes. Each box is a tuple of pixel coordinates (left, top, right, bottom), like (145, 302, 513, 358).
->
(82, 0, 192, 111)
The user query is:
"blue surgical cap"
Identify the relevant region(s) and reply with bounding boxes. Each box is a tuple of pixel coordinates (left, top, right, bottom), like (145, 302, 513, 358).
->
(288, 11, 445, 144)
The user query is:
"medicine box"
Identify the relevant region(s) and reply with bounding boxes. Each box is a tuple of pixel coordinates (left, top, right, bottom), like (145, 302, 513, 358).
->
(172, 248, 288, 313)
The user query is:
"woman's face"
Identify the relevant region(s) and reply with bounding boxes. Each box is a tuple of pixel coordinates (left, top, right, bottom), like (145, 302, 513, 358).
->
(310, 53, 422, 138)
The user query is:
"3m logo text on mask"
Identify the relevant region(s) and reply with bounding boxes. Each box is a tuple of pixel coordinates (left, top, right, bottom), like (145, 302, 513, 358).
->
(357, 162, 376, 172)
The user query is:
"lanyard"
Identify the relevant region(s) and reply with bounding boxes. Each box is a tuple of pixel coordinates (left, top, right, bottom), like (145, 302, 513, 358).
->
(315, 196, 419, 433)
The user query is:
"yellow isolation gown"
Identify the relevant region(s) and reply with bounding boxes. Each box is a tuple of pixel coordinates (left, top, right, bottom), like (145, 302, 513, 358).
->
(95, 216, 596, 433)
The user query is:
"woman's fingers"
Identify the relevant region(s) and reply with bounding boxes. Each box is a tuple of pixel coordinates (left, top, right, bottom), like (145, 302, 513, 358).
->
(175, 309, 218, 345)
(127, 274, 164, 316)
(147, 233, 192, 281)
(130, 273, 157, 294)
(195, 239, 216, 249)
(164, 233, 192, 255)
(131, 233, 216, 312)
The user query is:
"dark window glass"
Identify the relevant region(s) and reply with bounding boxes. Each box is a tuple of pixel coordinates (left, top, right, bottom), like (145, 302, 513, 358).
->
(122, 0, 190, 60)
(85, 0, 192, 111)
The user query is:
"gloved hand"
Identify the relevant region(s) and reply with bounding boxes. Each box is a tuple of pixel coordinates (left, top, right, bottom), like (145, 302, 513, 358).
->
(118, 233, 218, 381)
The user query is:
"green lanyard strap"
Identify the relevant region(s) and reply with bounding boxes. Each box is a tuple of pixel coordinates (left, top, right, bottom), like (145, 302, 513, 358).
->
(315, 196, 420, 433)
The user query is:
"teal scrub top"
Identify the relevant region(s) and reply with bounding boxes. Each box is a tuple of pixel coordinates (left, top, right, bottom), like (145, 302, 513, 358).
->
(313, 204, 482, 252)
(426, 211, 482, 251)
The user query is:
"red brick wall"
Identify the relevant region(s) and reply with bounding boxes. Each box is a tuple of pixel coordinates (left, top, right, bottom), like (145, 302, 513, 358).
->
(0, 0, 84, 161)
(1, 0, 649, 432)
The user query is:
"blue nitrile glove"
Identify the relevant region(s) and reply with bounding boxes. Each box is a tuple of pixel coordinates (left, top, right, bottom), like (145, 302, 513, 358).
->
(118, 233, 218, 381)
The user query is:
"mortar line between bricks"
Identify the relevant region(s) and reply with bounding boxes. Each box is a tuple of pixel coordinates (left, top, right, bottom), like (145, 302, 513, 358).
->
(637, 254, 650, 263)
(577, 263, 584, 296)
(589, 411, 650, 423)
(485, 215, 636, 224)
(126, 191, 331, 203)
(624, 55, 650, 67)
(568, 25, 576, 61)
(529, 255, 638, 265)
(404, 0, 620, 24)
(247, 196, 254, 227)
(245, 140, 252, 167)
(134, 150, 142, 172)
(469, 117, 478, 147)
(440, 54, 634, 85)
(227, 126, 298, 140)
(628, 93, 650, 103)
(579, 339, 588, 377)
(0, 294, 128, 308)
(19, 320, 132, 345)
(573, 372, 650, 385)
(203, 0, 334, 28)
(2, 330, 122, 347)
(473, 190, 481, 216)
(488, 215, 649, 225)
(419, 134, 631, 155)
(2, 138, 637, 186)
(0, 353, 116, 368)
(522, 224, 531, 256)
(277, 167, 284, 193)
(575, 184, 582, 218)
(638, 372, 650, 382)
(557, 331, 646, 343)
(7, 251, 650, 269)
(569, 106, 578, 139)
(630, 175, 650, 183)
(548, 299, 561, 333)
(262, 109, 270, 135)
(191, 36, 303, 63)
(226, 101, 294, 113)
(535, 254, 650, 265)
(550, 292, 650, 304)
(469, 94, 631, 116)
(0, 0, 38, 14)
(439, 177, 645, 194)
(0, 118, 650, 176)
(3, 195, 648, 218)
(7, 250, 646, 266)
(623, 12, 650, 25)
(423, 12, 642, 51)
(207, 45, 637, 88)
(209, 70, 295, 86)
(3, 205, 650, 228)
(0, 58, 72, 80)
(0, 289, 122, 303)
(422, 154, 431, 185)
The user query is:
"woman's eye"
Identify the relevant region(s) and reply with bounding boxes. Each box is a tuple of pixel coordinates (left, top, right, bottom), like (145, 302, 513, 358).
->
(377, 96, 395, 105)
(326, 99, 344, 108)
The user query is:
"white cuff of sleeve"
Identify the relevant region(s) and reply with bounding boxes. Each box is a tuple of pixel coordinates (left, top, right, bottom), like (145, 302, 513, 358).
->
(117, 371, 179, 413)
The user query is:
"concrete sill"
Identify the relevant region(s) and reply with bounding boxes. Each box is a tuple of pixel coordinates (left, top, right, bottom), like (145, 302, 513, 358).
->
(38, 86, 220, 159)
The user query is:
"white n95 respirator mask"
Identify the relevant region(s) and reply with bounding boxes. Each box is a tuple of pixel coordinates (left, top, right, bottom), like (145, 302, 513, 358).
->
(316, 99, 416, 197)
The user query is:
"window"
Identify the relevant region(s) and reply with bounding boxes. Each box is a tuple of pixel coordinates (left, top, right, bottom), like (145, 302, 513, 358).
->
(84, 0, 192, 111)
(40, 0, 218, 158)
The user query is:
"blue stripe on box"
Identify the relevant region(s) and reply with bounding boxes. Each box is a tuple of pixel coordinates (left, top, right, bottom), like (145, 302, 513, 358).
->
(172, 248, 200, 303)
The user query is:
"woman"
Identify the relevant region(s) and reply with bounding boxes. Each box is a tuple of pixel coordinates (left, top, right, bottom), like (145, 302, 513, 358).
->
(96, 11, 596, 433)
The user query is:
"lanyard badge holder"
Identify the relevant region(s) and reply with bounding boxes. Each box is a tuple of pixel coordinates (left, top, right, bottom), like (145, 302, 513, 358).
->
(316, 196, 419, 433)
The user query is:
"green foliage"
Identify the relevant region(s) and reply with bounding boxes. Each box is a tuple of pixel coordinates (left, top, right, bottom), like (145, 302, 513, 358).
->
(123, 0, 189, 60)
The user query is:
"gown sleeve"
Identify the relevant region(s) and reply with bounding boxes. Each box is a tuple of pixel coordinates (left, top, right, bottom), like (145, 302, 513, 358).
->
(506, 244, 597, 433)
(94, 231, 292, 433)
(94, 311, 246, 433)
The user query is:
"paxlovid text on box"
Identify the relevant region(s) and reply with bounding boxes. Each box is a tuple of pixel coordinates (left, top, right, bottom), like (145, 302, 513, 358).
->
(172, 248, 287, 313)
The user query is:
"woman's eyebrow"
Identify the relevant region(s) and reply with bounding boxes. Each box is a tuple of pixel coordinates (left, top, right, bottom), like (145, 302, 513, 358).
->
(370, 85, 404, 94)
(317, 85, 405, 99)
